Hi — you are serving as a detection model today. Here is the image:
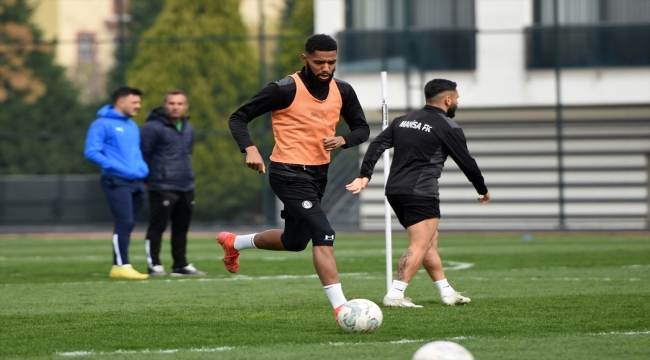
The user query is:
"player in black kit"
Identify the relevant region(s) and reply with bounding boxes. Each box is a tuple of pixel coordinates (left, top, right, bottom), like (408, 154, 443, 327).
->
(346, 79, 490, 307)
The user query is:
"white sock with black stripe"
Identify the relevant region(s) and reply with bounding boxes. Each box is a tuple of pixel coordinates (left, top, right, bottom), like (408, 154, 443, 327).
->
(387, 280, 408, 299)
(324, 283, 347, 309)
(435, 278, 456, 296)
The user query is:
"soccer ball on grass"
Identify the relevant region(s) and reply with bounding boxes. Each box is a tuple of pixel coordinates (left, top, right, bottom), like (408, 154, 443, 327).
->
(336, 299, 383, 333)
(412, 341, 474, 360)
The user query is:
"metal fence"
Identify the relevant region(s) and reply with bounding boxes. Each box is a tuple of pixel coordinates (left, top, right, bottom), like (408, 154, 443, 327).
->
(2, 0, 649, 232)
(359, 106, 650, 231)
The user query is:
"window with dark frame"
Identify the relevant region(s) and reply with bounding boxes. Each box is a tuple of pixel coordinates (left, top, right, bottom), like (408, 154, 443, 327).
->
(527, 0, 650, 68)
(77, 33, 96, 63)
(340, 0, 476, 73)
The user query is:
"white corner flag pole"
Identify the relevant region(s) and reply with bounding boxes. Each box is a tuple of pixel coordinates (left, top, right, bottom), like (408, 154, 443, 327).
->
(380, 71, 392, 293)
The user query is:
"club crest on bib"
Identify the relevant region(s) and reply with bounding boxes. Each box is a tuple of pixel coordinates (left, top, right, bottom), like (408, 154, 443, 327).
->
(302, 200, 312, 209)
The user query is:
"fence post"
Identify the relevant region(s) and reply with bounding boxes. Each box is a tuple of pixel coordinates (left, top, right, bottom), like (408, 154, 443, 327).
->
(258, 0, 275, 226)
(553, 0, 566, 230)
(647, 153, 650, 230)
(54, 176, 64, 223)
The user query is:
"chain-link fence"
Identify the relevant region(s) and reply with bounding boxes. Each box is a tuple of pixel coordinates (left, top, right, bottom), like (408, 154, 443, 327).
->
(1, 0, 649, 232)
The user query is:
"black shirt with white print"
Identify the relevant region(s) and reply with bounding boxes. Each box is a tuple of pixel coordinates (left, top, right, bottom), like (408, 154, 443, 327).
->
(360, 105, 487, 197)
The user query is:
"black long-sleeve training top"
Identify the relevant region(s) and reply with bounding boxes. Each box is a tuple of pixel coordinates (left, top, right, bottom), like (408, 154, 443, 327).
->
(228, 66, 369, 154)
(360, 105, 488, 197)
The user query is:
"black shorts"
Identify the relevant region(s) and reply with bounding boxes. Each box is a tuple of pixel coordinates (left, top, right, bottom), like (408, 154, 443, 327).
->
(386, 194, 440, 229)
(269, 173, 334, 250)
(269, 174, 327, 222)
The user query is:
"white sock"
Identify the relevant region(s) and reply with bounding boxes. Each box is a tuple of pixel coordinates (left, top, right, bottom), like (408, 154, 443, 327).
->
(386, 280, 408, 299)
(324, 283, 347, 309)
(233, 233, 257, 250)
(435, 278, 456, 296)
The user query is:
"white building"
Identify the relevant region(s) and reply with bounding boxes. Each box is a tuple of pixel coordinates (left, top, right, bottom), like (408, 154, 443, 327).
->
(315, 0, 650, 230)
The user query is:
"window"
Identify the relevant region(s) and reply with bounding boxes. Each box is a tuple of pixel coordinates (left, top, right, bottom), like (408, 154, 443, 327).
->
(340, 0, 476, 72)
(527, 0, 650, 68)
(347, 0, 474, 30)
(535, 0, 650, 25)
(77, 33, 96, 63)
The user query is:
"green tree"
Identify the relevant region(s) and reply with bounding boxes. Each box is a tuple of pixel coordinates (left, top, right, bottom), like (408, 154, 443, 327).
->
(0, 0, 95, 174)
(127, 0, 260, 222)
(274, 0, 314, 79)
(105, 0, 164, 93)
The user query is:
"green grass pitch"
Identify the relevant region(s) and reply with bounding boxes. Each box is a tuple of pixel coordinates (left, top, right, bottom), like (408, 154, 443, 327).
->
(1, 232, 648, 359)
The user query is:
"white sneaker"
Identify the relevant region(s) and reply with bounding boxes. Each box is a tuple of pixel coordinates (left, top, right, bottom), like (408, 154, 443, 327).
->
(171, 264, 207, 276)
(383, 295, 423, 308)
(441, 292, 471, 306)
(148, 265, 167, 277)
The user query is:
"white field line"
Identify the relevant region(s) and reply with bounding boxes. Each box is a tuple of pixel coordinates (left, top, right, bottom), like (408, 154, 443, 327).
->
(54, 331, 648, 357)
(3, 276, 645, 288)
(3, 273, 645, 288)
(0, 273, 365, 287)
(55, 338, 478, 357)
(0, 261, 474, 287)
(443, 261, 474, 271)
(622, 265, 650, 269)
(452, 277, 643, 282)
(56, 347, 234, 357)
(592, 330, 650, 336)
(326, 336, 476, 347)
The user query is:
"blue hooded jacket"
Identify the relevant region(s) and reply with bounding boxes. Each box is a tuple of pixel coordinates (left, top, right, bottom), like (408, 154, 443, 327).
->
(84, 105, 149, 180)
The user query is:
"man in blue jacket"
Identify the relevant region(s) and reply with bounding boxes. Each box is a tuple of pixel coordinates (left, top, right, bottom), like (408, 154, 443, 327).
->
(140, 90, 205, 277)
(84, 86, 149, 280)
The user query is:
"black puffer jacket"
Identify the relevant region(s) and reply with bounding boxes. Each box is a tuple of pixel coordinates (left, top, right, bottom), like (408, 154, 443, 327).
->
(140, 107, 195, 192)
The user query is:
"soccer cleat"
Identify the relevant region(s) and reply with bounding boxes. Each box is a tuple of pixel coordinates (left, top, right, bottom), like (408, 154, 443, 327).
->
(109, 265, 148, 280)
(171, 264, 207, 276)
(216, 232, 240, 273)
(441, 292, 471, 306)
(148, 265, 167, 277)
(334, 304, 343, 321)
(383, 295, 423, 308)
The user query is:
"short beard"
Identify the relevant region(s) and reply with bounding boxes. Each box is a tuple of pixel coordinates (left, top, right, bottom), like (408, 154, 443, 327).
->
(446, 104, 457, 118)
(316, 70, 335, 82)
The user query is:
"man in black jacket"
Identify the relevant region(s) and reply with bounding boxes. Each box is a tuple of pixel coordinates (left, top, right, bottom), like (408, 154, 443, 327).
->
(347, 79, 490, 307)
(140, 90, 206, 276)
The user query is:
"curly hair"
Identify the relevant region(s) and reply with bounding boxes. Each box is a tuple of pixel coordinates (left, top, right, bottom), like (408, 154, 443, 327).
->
(305, 34, 338, 54)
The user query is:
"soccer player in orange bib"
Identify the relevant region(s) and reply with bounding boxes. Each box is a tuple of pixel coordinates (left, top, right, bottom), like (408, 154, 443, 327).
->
(219, 34, 369, 318)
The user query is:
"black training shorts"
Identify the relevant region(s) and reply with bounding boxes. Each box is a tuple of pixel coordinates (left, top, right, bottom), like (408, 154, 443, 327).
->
(386, 194, 440, 229)
(269, 173, 335, 250)
(269, 174, 327, 223)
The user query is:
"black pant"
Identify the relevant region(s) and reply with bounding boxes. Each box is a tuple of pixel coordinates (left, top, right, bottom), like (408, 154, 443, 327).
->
(145, 190, 194, 269)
